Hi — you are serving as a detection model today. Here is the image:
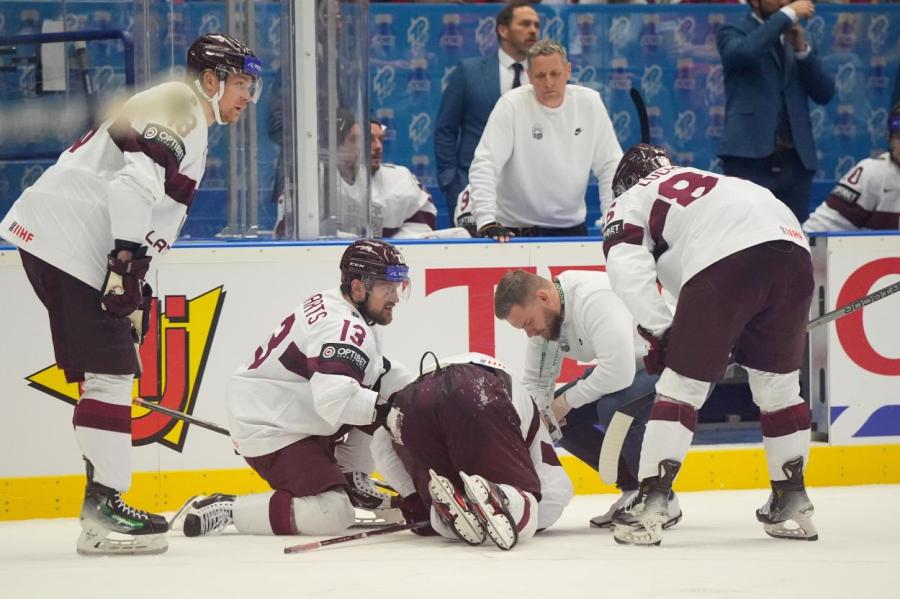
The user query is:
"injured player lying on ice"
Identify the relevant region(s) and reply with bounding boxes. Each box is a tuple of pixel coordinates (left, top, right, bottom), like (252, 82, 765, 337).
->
(371, 352, 575, 550)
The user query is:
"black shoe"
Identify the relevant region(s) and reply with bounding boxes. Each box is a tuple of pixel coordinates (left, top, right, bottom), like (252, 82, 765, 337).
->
(611, 459, 681, 546)
(183, 494, 236, 537)
(756, 457, 818, 541)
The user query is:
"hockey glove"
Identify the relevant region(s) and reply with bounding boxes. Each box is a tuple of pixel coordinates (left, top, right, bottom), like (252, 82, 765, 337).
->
(373, 393, 394, 426)
(477, 222, 515, 242)
(129, 281, 153, 345)
(396, 493, 437, 536)
(638, 326, 670, 375)
(344, 471, 396, 510)
(101, 251, 152, 317)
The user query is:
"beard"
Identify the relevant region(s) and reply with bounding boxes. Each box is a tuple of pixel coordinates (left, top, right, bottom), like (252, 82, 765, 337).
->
(362, 301, 394, 326)
(547, 310, 564, 341)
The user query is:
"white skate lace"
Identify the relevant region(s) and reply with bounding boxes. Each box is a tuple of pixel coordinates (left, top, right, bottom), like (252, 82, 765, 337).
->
(113, 494, 150, 521)
(194, 500, 233, 535)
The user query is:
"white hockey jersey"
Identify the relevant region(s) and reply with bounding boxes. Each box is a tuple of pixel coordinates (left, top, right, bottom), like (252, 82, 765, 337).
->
(0, 81, 208, 290)
(603, 166, 809, 335)
(521, 270, 643, 410)
(338, 163, 437, 238)
(803, 152, 900, 232)
(227, 287, 411, 458)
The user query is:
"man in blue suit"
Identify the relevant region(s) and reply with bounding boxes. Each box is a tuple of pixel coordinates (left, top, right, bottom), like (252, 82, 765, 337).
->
(434, 1, 540, 216)
(717, 0, 834, 223)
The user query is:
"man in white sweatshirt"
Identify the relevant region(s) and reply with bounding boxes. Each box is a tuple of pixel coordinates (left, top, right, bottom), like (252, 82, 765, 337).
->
(468, 39, 622, 242)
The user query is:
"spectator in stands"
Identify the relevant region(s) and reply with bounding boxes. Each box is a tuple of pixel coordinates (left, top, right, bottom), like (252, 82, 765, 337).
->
(803, 102, 900, 232)
(434, 1, 540, 218)
(717, 0, 834, 224)
(468, 40, 622, 242)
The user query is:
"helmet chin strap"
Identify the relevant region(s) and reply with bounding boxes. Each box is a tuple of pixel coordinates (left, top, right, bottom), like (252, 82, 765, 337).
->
(194, 78, 227, 125)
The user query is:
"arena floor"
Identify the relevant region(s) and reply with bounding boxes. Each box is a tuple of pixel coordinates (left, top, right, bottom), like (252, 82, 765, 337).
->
(3, 484, 898, 599)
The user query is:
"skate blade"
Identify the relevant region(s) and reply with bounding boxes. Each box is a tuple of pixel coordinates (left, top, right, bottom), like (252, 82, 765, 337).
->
(763, 517, 818, 541)
(351, 507, 405, 528)
(427, 469, 484, 545)
(612, 522, 662, 546)
(589, 516, 613, 529)
(459, 472, 518, 551)
(77, 528, 168, 556)
(169, 494, 203, 531)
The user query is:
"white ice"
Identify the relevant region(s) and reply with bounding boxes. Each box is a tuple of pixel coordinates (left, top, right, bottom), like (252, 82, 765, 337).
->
(3, 485, 899, 599)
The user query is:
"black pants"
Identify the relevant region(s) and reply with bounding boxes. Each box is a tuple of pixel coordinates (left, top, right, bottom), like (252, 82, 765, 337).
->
(508, 222, 588, 238)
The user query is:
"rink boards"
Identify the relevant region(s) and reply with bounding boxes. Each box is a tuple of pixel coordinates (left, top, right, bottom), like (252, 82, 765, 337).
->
(1, 236, 898, 520)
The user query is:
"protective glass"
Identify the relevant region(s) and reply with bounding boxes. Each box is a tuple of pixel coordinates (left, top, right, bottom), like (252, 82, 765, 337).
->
(368, 277, 411, 302)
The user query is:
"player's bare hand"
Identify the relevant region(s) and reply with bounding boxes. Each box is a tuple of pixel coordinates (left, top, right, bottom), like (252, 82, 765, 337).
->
(551, 394, 572, 426)
(787, 0, 815, 20)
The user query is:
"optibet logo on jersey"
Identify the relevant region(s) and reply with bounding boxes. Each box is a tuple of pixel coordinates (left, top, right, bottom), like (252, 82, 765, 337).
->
(25, 287, 225, 451)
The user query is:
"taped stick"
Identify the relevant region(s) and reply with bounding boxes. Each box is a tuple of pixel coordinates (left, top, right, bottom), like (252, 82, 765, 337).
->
(133, 397, 230, 436)
(283, 520, 430, 554)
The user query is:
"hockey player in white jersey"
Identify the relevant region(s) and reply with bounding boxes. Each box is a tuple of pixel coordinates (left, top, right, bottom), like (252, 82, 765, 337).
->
(603, 144, 817, 545)
(804, 103, 900, 232)
(180, 240, 414, 538)
(494, 269, 682, 530)
(371, 353, 574, 550)
(0, 33, 261, 555)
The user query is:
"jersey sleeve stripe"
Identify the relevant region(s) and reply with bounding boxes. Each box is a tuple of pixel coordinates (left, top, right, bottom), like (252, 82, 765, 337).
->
(648, 199, 671, 246)
(308, 357, 366, 384)
(278, 342, 310, 378)
(602, 222, 644, 256)
(866, 210, 900, 229)
(404, 210, 437, 229)
(108, 121, 198, 207)
(825, 193, 871, 227)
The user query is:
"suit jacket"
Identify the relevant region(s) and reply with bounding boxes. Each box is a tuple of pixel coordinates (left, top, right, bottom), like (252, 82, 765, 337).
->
(434, 53, 501, 213)
(717, 12, 834, 171)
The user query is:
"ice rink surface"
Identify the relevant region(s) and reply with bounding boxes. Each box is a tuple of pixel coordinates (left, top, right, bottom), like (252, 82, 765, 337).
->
(3, 485, 899, 599)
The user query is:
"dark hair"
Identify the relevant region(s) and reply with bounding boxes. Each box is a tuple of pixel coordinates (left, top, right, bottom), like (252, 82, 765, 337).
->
(336, 107, 358, 145)
(495, 1, 537, 44)
(494, 269, 546, 319)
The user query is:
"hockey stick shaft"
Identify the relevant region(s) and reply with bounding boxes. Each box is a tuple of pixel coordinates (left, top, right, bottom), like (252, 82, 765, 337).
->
(629, 87, 650, 144)
(806, 280, 900, 331)
(283, 520, 430, 554)
(133, 397, 230, 436)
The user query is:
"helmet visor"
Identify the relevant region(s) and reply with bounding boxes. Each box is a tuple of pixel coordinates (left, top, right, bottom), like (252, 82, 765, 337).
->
(369, 278, 411, 302)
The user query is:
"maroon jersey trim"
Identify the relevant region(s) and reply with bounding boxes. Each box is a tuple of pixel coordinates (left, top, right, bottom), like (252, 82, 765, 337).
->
(602, 223, 644, 256)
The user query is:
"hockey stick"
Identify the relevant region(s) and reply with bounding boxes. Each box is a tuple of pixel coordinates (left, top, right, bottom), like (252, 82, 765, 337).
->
(629, 87, 651, 144)
(806, 280, 899, 331)
(133, 397, 230, 436)
(283, 520, 430, 554)
(597, 279, 900, 484)
(132, 396, 399, 496)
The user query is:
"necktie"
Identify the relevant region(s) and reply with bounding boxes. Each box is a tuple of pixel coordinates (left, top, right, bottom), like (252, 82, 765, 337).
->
(512, 63, 524, 89)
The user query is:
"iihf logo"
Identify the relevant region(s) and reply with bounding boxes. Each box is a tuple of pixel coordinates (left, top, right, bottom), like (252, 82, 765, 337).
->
(475, 18, 496, 55)
(532, 124, 543, 140)
(612, 111, 632, 141)
(407, 16, 430, 53)
(373, 65, 396, 104)
(408, 112, 431, 151)
(641, 66, 663, 102)
(609, 17, 631, 52)
(674, 111, 696, 145)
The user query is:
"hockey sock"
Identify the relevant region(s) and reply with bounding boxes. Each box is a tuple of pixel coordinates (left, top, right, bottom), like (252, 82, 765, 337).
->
(637, 398, 697, 481)
(73, 373, 134, 491)
(233, 489, 355, 536)
(760, 403, 811, 481)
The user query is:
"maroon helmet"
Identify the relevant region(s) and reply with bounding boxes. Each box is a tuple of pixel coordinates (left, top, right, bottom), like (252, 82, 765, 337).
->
(187, 33, 262, 104)
(340, 239, 409, 291)
(612, 143, 673, 198)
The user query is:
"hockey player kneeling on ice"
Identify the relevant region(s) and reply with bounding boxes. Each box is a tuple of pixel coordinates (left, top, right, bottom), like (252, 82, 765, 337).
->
(494, 269, 682, 530)
(0, 33, 262, 556)
(603, 144, 818, 546)
(180, 240, 415, 538)
(371, 353, 575, 550)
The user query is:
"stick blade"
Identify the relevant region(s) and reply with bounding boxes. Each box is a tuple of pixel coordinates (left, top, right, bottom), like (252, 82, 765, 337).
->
(598, 412, 634, 484)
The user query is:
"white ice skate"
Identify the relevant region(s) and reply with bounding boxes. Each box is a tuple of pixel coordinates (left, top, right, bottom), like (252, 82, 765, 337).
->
(459, 472, 518, 550)
(427, 469, 485, 545)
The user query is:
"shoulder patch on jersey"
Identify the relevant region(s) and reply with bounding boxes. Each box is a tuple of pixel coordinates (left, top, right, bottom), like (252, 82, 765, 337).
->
(320, 342, 370, 375)
(830, 183, 861, 204)
(141, 123, 186, 164)
(603, 219, 624, 238)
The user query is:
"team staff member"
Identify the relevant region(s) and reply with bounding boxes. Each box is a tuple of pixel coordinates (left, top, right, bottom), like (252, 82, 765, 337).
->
(468, 40, 622, 242)
(0, 33, 262, 556)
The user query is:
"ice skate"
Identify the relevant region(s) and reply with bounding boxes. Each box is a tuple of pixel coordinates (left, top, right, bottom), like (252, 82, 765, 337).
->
(427, 469, 485, 545)
(591, 489, 682, 530)
(183, 493, 236, 537)
(611, 459, 681, 546)
(459, 472, 518, 550)
(76, 462, 168, 555)
(756, 457, 818, 541)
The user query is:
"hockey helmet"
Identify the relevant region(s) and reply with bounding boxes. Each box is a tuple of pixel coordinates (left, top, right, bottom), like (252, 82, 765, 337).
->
(340, 239, 410, 298)
(612, 143, 673, 198)
(187, 33, 262, 112)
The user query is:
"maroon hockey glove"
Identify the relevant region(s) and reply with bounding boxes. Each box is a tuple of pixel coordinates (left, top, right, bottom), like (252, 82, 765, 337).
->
(638, 326, 670, 376)
(477, 222, 515, 242)
(373, 393, 395, 426)
(129, 281, 154, 345)
(396, 493, 436, 536)
(101, 252, 152, 317)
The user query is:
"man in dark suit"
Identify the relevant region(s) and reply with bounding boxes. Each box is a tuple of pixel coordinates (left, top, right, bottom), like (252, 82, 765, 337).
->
(434, 1, 540, 216)
(717, 0, 834, 223)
